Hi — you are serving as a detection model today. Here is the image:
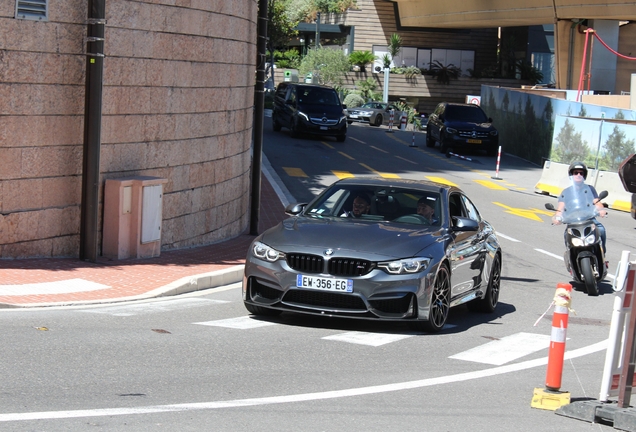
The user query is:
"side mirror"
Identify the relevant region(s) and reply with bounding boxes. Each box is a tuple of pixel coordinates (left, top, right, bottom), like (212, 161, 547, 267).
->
(342, 104, 347, 109)
(452, 217, 479, 232)
(285, 203, 307, 216)
(545, 203, 556, 211)
(598, 190, 609, 200)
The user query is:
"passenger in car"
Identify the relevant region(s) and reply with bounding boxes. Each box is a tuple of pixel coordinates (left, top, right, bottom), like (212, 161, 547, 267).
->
(342, 193, 371, 218)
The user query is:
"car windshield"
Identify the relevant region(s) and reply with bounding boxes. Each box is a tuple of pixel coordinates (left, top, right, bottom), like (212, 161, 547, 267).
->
(299, 88, 340, 106)
(303, 185, 442, 226)
(445, 105, 489, 123)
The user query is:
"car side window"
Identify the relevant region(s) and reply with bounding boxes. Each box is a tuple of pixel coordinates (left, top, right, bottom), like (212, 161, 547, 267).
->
(460, 195, 481, 222)
(448, 193, 465, 218)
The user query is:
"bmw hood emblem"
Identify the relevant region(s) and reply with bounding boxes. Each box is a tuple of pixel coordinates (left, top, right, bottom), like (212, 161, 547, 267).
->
(324, 249, 334, 256)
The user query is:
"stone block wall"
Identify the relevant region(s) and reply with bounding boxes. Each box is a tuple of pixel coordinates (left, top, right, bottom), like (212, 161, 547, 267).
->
(0, 0, 257, 258)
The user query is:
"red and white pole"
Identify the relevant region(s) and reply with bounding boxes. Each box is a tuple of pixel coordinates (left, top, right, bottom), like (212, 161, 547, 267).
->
(492, 146, 502, 180)
(545, 283, 572, 391)
(410, 130, 417, 147)
(387, 109, 394, 132)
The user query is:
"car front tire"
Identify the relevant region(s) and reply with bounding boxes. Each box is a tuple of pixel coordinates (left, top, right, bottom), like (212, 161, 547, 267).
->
(467, 253, 501, 313)
(409, 264, 450, 333)
(373, 115, 383, 127)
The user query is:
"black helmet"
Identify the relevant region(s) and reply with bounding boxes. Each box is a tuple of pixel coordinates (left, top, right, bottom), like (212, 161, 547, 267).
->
(568, 161, 588, 179)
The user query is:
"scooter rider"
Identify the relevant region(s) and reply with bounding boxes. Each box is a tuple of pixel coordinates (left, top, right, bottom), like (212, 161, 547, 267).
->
(552, 161, 608, 253)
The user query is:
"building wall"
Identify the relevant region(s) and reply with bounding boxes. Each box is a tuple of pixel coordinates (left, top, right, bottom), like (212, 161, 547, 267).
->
(338, 0, 498, 72)
(0, 0, 257, 258)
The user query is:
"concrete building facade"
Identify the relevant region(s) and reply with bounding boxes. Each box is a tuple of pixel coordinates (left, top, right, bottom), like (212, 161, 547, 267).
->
(0, 1, 257, 258)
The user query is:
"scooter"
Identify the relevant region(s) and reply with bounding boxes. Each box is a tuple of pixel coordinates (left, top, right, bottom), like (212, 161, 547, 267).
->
(545, 189, 608, 296)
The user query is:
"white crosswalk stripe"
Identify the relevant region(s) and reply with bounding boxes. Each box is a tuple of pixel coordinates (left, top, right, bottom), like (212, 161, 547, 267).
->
(449, 332, 551, 365)
(322, 331, 414, 346)
(194, 316, 277, 329)
(79, 298, 227, 316)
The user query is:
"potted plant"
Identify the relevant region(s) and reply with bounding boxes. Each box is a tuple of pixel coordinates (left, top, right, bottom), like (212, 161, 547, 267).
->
(349, 51, 377, 73)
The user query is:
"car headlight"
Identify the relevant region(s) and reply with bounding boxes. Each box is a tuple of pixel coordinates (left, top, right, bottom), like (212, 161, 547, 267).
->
(360, 111, 373, 116)
(297, 111, 309, 121)
(252, 241, 284, 262)
(490, 130, 498, 136)
(340, 115, 347, 123)
(446, 127, 457, 134)
(377, 258, 431, 274)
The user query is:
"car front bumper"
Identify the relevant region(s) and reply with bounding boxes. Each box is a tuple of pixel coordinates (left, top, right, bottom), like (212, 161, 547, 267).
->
(242, 254, 437, 322)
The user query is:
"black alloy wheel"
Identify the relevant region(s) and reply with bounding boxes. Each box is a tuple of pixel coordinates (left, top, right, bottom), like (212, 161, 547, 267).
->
(373, 114, 383, 127)
(468, 254, 501, 313)
(409, 264, 450, 333)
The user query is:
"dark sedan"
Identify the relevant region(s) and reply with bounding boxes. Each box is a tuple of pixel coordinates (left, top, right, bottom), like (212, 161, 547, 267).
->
(242, 177, 502, 333)
(426, 102, 499, 156)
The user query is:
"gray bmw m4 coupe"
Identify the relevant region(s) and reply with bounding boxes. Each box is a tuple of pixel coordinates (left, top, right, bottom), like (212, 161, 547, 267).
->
(242, 177, 502, 333)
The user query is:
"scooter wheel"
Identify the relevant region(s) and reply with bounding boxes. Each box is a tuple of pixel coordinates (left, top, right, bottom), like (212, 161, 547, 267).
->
(580, 256, 599, 296)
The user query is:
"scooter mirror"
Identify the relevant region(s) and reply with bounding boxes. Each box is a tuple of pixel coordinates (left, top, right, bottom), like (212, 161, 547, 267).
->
(545, 203, 556, 211)
(598, 190, 609, 200)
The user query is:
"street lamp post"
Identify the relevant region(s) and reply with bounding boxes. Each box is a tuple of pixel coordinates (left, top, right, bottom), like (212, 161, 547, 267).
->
(315, 12, 320, 49)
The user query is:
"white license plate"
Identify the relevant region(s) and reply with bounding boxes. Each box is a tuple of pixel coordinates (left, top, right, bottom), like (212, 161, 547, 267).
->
(296, 274, 353, 292)
(320, 126, 328, 130)
(349, 114, 359, 118)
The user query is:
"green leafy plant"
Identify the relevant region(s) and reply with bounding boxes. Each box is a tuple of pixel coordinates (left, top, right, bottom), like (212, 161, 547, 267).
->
(355, 77, 381, 101)
(382, 54, 391, 69)
(429, 60, 461, 84)
(391, 65, 421, 78)
(299, 47, 351, 86)
(343, 93, 365, 108)
(349, 51, 377, 72)
(273, 49, 301, 69)
(388, 33, 402, 60)
(515, 60, 544, 85)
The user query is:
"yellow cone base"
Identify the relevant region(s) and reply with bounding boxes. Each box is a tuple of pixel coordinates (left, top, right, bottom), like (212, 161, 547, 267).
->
(531, 388, 571, 411)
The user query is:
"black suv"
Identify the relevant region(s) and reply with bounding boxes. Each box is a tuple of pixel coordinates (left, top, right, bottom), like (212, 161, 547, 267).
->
(272, 83, 347, 142)
(426, 102, 498, 156)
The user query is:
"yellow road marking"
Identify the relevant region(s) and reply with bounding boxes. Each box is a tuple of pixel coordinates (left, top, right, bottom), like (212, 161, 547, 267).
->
(473, 179, 508, 190)
(338, 151, 355, 160)
(359, 163, 401, 179)
(283, 167, 308, 177)
(425, 176, 457, 186)
(493, 202, 545, 221)
(332, 171, 354, 179)
(349, 137, 365, 144)
(322, 142, 335, 149)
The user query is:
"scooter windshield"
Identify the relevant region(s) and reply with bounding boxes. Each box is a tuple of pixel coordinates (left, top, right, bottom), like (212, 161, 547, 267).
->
(558, 178, 599, 224)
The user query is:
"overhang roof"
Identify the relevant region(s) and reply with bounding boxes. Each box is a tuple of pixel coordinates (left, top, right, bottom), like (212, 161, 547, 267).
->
(389, 0, 636, 28)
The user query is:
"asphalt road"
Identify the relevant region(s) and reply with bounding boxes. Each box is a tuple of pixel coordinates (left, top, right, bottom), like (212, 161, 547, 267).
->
(1, 120, 634, 431)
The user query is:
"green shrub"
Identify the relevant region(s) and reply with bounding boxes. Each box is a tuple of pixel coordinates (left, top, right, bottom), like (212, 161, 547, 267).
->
(349, 51, 377, 72)
(343, 93, 365, 108)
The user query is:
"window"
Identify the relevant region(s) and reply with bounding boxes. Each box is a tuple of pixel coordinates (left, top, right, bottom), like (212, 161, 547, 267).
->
(15, 0, 48, 21)
(460, 195, 481, 222)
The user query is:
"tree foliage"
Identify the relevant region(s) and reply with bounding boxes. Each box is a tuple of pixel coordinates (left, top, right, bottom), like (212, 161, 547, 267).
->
(552, 118, 590, 163)
(601, 125, 636, 171)
(285, 0, 357, 22)
(298, 47, 351, 86)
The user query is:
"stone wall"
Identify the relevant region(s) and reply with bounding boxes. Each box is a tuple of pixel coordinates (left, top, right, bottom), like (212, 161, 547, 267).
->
(0, 0, 257, 258)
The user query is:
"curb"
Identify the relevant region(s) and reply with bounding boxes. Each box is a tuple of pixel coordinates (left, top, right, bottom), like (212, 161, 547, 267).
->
(0, 265, 245, 309)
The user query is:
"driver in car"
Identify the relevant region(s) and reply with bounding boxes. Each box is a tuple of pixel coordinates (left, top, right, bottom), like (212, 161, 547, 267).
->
(342, 193, 371, 218)
(417, 196, 438, 224)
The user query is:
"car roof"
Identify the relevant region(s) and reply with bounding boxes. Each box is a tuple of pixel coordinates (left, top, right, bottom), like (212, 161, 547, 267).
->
(332, 176, 456, 193)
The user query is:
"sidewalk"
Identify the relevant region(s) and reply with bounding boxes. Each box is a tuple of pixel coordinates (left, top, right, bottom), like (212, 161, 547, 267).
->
(0, 171, 288, 309)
